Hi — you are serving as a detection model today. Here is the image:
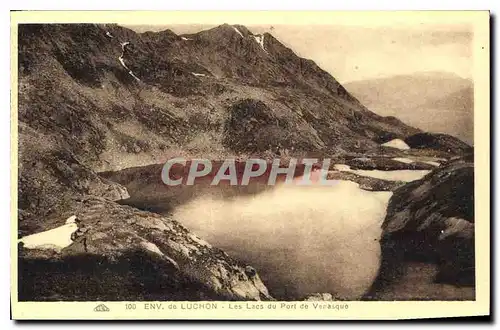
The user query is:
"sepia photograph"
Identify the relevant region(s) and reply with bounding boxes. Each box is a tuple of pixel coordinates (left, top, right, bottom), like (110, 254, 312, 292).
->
(10, 10, 490, 320)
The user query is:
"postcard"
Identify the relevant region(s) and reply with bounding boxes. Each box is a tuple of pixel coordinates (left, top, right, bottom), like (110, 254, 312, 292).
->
(11, 10, 490, 320)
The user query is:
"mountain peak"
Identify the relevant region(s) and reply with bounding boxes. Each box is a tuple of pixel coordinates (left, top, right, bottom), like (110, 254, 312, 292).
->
(198, 23, 256, 39)
(231, 24, 252, 37)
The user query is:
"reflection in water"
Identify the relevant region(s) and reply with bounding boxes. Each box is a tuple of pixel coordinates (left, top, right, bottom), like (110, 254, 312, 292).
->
(172, 180, 392, 300)
(104, 161, 473, 300)
(106, 162, 393, 299)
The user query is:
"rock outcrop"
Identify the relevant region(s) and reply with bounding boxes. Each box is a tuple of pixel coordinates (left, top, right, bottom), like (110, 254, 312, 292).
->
(371, 157, 474, 293)
(405, 132, 473, 154)
(19, 197, 272, 301)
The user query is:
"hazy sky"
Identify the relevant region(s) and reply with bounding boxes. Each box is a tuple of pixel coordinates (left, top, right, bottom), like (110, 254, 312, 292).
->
(127, 23, 472, 83)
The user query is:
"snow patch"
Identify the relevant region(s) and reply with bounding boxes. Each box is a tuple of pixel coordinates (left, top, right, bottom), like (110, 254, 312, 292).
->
(128, 70, 141, 82)
(352, 169, 430, 182)
(334, 164, 430, 182)
(392, 157, 414, 164)
(106, 31, 114, 38)
(120, 41, 130, 50)
(381, 139, 410, 150)
(19, 215, 78, 251)
(181, 36, 193, 41)
(333, 164, 351, 172)
(423, 161, 441, 167)
(118, 56, 128, 70)
(118, 41, 141, 82)
(393, 157, 441, 167)
(191, 72, 206, 77)
(253, 34, 267, 53)
(66, 215, 77, 224)
(233, 26, 244, 38)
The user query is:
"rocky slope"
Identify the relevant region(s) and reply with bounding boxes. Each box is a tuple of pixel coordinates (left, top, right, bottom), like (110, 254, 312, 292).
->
(19, 197, 271, 301)
(367, 156, 474, 299)
(17, 23, 472, 301)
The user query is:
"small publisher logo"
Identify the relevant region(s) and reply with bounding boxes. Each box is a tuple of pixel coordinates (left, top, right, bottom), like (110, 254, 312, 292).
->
(94, 304, 110, 312)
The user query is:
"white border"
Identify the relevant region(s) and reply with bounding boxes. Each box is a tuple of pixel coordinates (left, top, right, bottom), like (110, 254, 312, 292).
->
(2, 1, 496, 328)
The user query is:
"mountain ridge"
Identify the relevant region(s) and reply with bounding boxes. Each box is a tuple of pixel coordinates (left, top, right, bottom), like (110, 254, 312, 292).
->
(17, 22, 427, 234)
(16, 22, 474, 302)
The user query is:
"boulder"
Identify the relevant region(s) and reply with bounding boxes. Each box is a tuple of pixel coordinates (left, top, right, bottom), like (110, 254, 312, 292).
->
(405, 132, 473, 154)
(18, 198, 272, 301)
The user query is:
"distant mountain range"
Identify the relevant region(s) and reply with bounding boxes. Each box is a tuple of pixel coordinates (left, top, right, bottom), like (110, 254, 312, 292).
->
(345, 72, 474, 144)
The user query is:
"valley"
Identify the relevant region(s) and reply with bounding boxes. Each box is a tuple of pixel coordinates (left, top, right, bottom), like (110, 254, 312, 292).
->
(16, 23, 475, 302)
